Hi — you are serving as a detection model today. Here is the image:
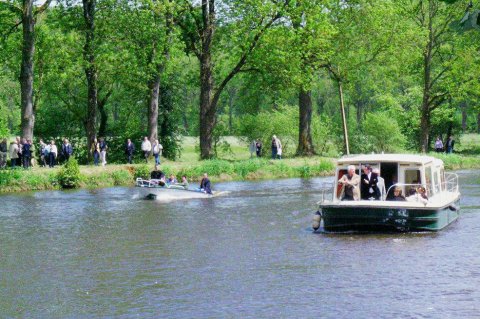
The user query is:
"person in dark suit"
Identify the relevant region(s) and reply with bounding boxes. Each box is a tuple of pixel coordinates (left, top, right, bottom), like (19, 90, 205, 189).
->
(361, 165, 380, 200)
(61, 138, 73, 162)
(199, 173, 212, 194)
(125, 139, 135, 164)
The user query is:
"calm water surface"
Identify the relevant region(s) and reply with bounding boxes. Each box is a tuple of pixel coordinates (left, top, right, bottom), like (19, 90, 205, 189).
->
(1, 171, 480, 318)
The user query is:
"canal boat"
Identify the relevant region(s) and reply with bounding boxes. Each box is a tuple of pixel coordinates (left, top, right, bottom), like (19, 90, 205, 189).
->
(313, 154, 460, 232)
(135, 178, 226, 200)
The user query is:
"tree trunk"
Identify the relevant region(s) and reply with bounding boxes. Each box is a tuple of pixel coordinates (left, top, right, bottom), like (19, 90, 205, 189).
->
(296, 87, 315, 156)
(420, 1, 433, 153)
(20, 0, 35, 140)
(477, 112, 480, 134)
(461, 101, 467, 132)
(199, 0, 216, 159)
(98, 98, 108, 138)
(83, 0, 98, 160)
(148, 72, 160, 142)
(199, 52, 215, 159)
(337, 80, 350, 155)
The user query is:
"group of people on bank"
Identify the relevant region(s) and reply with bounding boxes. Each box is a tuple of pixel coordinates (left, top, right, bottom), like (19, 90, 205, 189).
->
(249, 135, 283, 160)
(0, 137, 73, 169)
(338, 164, 428, 204)
(434, 136, 455, 153)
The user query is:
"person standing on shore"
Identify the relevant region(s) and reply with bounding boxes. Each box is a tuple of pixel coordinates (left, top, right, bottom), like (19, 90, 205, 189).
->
(434, 137, 443, 153)
(141, 137, 152, 163)
(255, 139, 262, 157)
(152, 139, 163, 165)
(9, 140, 18, 168)
(99, 137, 108, 166)
(49, 140, 58, 168)
(446, 136, 455, 154)
(62, 139, 73, 162)
(22, 138, 32, 169)
(271, 135, 282, 160)
(16, 136, 23, 167)
(0, 138, 7, 169)
(39, 139, 47, 167)
(125, 139, 135, 164)
(91, 138, 100, 166)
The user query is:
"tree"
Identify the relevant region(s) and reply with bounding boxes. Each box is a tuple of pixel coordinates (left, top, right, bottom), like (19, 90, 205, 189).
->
(177, 0, 289, 159)
(1, 0, 51, 140)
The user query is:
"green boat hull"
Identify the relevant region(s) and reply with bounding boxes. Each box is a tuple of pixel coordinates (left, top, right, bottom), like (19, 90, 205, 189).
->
(321, 200, 460, 232)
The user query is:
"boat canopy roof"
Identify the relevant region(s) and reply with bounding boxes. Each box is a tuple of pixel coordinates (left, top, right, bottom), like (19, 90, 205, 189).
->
(337, 154, 443, 166)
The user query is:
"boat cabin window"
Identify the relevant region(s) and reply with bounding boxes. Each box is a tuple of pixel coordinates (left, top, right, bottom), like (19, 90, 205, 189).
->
(425, 167, 433, 196)
(440, 168, 445, 191)
(404, 169, 421, 193)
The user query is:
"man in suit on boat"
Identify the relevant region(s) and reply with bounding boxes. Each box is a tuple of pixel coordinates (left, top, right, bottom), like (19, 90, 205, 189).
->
(199, 173, 212, 194)
(338, 165, 360, 201)
(361, 164, 380, 200)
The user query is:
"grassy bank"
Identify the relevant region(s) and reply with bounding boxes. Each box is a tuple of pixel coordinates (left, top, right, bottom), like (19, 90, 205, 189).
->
(0, 157, 336, 193)
(1, 135, 479, 193)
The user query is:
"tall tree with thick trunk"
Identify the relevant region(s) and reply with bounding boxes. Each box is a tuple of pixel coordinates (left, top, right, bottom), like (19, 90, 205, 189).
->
(178, 0, 287, 159)
(412, 0, 461, 152)
(2, 0, 51, 140)
(82, 0, 98, 158)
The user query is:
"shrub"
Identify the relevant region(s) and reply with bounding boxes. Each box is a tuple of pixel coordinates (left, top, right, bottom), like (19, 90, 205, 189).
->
(57, 158, 81, 189)
(133, 164, 151, 179)
(111, 170, 132, 186)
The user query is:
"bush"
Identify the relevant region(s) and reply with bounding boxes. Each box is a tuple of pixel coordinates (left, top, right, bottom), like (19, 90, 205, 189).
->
(57, 158, 81, 189)
(133, 164, 151, 179)
(111, 170, 133, 186)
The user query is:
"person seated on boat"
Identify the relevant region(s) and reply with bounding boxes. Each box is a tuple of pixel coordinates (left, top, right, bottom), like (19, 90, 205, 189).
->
(406, 188, 428, 205)
(361, 164, 380, 200)
(167, 174, 177, 184)
(372, 168, 386, 200)
(417, 186, 428, 200)
(338, 165, 360, 201)
(199, 173, 212, 194)
(150, 165, 166, 186)
(390, 186, 406, 201)
(175, 175, 189, 190)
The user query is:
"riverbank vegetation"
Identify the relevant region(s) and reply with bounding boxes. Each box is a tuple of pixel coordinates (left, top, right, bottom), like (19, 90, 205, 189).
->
(1, 0, 480, 193)
(1, 136, 479, 193)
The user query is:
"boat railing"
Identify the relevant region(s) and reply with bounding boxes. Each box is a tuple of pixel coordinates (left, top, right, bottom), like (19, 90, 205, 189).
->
(444, 172, 459, 193)
(136, 178, 157, 188)
(318, 181, 335, 203)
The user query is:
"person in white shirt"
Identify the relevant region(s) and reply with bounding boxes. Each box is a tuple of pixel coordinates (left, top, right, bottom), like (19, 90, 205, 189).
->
(141, 137, 152, 163)
(152, 139, 163, 165)
(49, 140, 58, 168)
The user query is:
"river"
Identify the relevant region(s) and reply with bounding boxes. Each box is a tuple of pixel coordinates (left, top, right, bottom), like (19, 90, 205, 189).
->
(1, 171, 479, 318)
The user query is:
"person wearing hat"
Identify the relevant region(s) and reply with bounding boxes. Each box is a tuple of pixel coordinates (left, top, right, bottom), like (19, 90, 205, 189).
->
(360, 164, 380, 200)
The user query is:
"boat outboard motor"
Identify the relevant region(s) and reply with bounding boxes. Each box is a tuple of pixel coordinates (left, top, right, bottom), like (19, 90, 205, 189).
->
(312, 210, 322, 231)
(145, 193, 157, 200)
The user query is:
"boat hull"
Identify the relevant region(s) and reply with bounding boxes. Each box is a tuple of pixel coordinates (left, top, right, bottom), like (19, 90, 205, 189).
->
(320, 200, 460, 232)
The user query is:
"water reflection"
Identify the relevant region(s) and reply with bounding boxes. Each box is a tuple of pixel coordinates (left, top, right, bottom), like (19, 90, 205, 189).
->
(0, 173, 479, 318)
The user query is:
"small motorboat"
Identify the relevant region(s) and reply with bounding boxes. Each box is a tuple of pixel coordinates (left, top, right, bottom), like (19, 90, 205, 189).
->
(135, 178, 227, 201)
(313, 154, 460, 232)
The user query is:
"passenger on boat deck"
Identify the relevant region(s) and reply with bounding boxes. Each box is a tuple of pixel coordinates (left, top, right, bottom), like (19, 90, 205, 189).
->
(406, 188, 428, 205)
(391, 186, 406, 201)
(361, 164, 380, 200)
(199, 173, 212, 194)
(338, 165, 360, 201)
(176, 176, 189, 190)
(417, 186, 428, 200)
(150, 165, 165, 181)
(373, 168, 386, 200)
(167, 174, 177, 184)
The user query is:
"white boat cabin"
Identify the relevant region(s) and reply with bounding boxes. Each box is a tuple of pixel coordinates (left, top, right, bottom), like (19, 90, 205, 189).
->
(334, 154, 455, 201)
